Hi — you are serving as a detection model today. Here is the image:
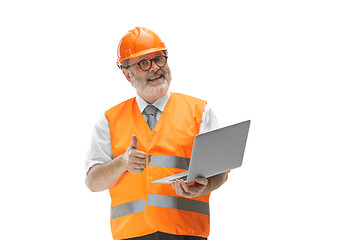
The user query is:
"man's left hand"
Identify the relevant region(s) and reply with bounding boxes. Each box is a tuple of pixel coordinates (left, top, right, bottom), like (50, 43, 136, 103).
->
(171, 177, 208, 198)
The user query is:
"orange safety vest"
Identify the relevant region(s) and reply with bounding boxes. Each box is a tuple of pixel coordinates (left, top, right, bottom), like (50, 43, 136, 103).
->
(105, 93, 210, 240)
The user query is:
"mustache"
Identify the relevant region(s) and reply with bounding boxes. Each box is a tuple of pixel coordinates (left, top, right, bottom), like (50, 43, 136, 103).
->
(147, 70, 166, 79)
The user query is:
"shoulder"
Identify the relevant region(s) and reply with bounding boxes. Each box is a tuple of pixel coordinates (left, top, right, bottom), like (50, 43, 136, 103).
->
(105, 97, 136, 120)
(106, 97, 136, 112)
(171, 92, 207, 105)
(199, 105, 219, 133)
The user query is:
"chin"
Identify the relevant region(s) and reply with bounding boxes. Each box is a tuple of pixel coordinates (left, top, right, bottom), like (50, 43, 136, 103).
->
(141, 81, 170, 100)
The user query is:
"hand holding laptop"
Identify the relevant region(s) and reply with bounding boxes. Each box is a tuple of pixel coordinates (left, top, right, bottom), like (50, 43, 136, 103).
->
(171, 177, 209, 198)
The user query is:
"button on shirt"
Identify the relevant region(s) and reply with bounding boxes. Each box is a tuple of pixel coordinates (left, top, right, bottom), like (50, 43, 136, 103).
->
(84, 92, 219, 178)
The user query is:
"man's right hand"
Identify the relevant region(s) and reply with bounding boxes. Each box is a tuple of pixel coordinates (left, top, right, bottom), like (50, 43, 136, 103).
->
(124, 135, 147, 173)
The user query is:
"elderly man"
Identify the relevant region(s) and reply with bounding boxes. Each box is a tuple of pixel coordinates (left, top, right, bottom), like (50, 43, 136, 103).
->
(85, 27, 228, 240)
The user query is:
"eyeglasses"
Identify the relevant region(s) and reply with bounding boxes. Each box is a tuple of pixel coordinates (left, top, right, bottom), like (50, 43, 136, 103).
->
(120, 55, 168, 71)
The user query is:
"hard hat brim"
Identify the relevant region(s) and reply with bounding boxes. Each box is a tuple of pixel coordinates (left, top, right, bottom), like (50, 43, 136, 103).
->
(120, 47, 167, 64)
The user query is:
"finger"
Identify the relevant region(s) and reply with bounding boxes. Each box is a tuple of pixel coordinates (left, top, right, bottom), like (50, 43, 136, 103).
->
(181, 181, 204, 197)
(129, 149, 147, 159)
(178, 180, 194, 197)
(129, 168, 144, 173)
(171, 180, 178, 193)
(129, 135, 138, 149)
(132, 167, 145, 173)
(179, 180, 191, 194)
(128, 162, 146, 172)
(189, 183, 206, 194)
(128, 155, 146, 165)
(129, 161, 146, 168)
(128, 155, 147, 165)
(195, 177, 208, 186)
(174, 180, 187, 196)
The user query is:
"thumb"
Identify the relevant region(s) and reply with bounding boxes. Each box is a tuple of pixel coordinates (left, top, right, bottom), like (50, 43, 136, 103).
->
(195, 177, 208, 186)
(129, 135, 138, 149)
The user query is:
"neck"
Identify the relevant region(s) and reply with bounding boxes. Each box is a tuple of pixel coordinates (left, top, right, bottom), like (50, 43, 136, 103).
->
(137, 92, 164, 104)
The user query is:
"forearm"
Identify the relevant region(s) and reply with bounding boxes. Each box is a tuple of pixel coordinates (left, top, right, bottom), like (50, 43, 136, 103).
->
(200, 171, 229, 196)
(87, 154, 127, 192)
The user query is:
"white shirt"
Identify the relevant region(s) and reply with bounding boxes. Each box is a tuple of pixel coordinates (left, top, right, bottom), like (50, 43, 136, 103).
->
(84, 92, 219, 176)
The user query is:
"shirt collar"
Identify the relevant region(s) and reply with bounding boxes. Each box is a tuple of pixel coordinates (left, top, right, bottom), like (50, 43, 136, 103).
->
(136, 92, 171, 113)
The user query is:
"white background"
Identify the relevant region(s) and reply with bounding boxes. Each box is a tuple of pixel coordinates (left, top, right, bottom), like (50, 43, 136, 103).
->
(1, 0, 359, 239)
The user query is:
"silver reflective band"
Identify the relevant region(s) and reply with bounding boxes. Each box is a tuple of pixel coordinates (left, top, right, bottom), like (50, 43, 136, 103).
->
(148, 194, 210, 215)
(110, 199, 146, 220)
(149, 155, 190, 170)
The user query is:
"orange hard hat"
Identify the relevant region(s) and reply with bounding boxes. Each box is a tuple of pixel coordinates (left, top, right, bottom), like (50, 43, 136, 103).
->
(117, 27, 167, 66)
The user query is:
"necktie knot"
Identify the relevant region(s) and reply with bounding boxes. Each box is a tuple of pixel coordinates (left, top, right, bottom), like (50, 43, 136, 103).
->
(144, 105, 157, 116)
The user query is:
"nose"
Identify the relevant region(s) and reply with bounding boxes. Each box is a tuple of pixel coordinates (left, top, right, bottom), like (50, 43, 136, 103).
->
(148, 60, 160, 72)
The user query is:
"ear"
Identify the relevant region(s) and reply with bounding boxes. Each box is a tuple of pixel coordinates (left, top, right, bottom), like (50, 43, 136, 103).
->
(122, 69, 132, 83)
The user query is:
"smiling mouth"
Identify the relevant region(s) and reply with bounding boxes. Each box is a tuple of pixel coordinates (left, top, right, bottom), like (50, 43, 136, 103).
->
(148, 75, 163, 82)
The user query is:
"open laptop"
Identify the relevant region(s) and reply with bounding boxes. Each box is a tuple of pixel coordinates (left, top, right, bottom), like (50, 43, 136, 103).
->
(151, 120, 251, 184)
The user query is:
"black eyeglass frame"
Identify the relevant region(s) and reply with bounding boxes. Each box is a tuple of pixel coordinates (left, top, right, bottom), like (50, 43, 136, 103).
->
(119, 55, 168, 71)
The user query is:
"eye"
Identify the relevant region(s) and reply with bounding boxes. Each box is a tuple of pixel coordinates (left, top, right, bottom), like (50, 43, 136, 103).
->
(155, 56, 166, 65)
(139, 59, 150, 68)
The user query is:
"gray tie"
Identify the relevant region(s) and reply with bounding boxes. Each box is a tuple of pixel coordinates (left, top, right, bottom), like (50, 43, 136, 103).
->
(144, 105, 158, 131)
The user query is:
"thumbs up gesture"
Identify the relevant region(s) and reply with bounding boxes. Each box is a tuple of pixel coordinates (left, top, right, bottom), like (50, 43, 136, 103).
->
(124, 135, 147, 173)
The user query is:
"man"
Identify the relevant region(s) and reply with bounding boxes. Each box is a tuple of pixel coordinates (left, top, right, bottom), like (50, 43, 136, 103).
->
(85, 27, 228, 240)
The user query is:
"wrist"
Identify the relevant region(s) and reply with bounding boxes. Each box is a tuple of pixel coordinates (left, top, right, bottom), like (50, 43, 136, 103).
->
(114, 153, 128, 173)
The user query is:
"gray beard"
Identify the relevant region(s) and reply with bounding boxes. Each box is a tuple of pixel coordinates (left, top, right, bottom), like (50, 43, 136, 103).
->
(130, 68, 172, 99)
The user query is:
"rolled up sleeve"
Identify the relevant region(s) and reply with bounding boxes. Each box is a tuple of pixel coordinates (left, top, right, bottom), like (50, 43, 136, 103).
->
(84, 115, 113, 176)
(199, 105, 219, 134)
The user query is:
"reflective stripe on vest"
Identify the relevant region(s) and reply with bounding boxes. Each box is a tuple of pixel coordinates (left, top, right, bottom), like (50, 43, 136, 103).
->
(111, 199, 147, 220)
(148, 194, 210, 215)
(111, 194, 210, 220)
(149, 155, 190, 170)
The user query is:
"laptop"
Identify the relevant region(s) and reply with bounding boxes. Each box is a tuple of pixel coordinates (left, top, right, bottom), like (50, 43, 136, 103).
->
(151, 120, 251, 184)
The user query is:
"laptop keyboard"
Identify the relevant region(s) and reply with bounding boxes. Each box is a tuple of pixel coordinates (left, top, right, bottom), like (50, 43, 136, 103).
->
(169, 175, 187, 182)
